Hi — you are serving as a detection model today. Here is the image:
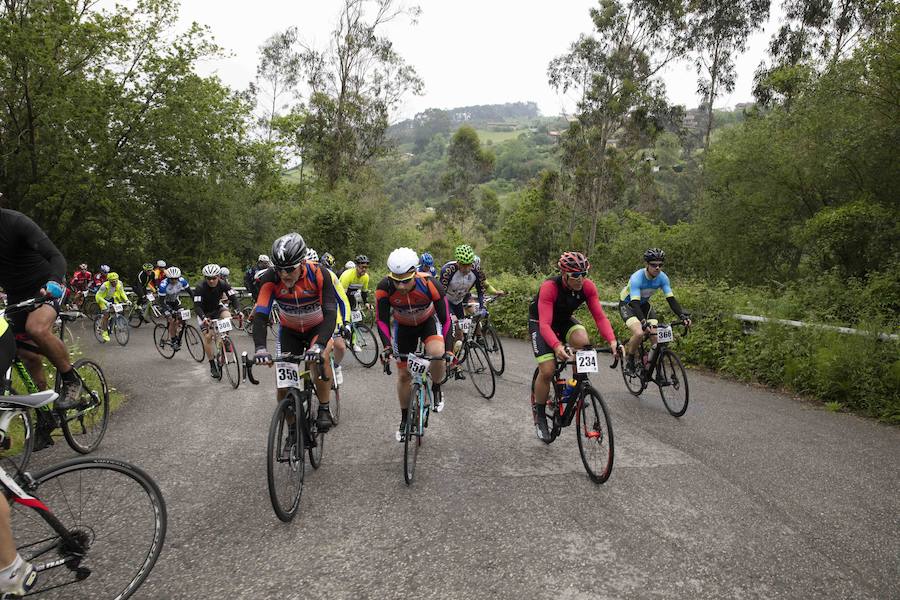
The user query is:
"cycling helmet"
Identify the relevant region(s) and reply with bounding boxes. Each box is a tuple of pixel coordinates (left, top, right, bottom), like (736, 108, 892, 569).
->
(320, 252, 335, 269)
(78, 263, 88, 270)
(107, 272, 119, 282)
(142, 263, 153, 270)
(220, 267, 230, 277)
(202, 263, 221, 277)
(100, 264, 110, 273)
(271, 233, 307, 269)
(473, 255, 481, 269)
(306, 248, 319, 262)
(643, 247, 666, 263)
(420, 252, 434, 267)
(156, 260, 166, 268)
(165, 266, 181, 279)
(558, 251, 590, 274)
(386, 247, 419, 279)
(344, 261, 356, 271)
(258, 254, 271, 264)
(454, 244, 475, 264)
(355, 254, 370, 265)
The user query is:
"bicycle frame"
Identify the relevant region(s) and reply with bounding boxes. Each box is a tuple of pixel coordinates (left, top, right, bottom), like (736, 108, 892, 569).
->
(635, 321, 688, 381)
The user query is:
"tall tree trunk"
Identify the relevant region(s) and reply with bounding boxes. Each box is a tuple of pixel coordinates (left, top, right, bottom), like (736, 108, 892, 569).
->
(703, 42, 720, 152)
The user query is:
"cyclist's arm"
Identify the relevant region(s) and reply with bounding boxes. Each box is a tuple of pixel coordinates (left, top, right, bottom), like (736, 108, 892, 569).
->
(113, 283, 129, 304)
(439, 263, 453, 289)
(374, 282, 392, 347)
(484, 279, 501, 295)
(315, 268, 338, 344)
(428, 277, 451, 338)
(658, 272, 686, 318)
(473, 266, 486, 308)
(15, 211, 67, 284)
(360, 273, 370, 304)
(251, 281, 276, 349)
(193, 287, 208, 320)
(331, 272, 350, 326)
(95, 284, 109, 308)
(224, 285, 241, 314)
(536, 280, 562, 351)
(583, 280, 616, 344)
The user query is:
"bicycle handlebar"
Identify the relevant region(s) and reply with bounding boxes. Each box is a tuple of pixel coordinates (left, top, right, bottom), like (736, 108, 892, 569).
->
(381, 351, 451, 376)
(642, 319, 691, 339)
(553, 344, 623, 377)
(241, 351, 328, 386)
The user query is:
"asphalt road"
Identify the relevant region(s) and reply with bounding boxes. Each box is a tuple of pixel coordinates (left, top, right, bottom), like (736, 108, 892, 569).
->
(25, 321, 900, 599)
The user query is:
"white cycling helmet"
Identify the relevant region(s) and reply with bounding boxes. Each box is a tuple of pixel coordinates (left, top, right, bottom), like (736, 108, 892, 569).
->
(100, 264, 110, 273)
(306, 248, 319, 262)
(164, 266, 181, 279)
(220, 267, 230, 277)
(258, 254, 270, 264)
(344, 260, 356, 270)
(156, 260, 166, 268)
(202, 263, 221, 278)
(387, 247, 419, 278)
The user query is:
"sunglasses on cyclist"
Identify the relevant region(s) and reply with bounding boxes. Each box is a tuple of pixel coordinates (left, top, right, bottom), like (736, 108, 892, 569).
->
(566, 271, 588, 279)
(388, 271, 416, 282)
(205, 276, 219, 281)
(648, 262, 663, 268)
(276, 263, 302, 274)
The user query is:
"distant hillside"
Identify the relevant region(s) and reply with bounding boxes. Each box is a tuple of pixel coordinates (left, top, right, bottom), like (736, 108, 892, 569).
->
(388, 102, 541, 145)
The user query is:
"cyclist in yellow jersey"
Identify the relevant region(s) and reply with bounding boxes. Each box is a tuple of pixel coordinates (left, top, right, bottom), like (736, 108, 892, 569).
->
(94, 272, 129, 342)
(339, 254, 371, 313)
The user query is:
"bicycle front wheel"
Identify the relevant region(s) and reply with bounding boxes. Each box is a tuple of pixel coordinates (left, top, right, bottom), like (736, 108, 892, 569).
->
(58, 358, 110, 454)
(128, 305, 144, 328)
(113, 314, 130, 346)
(184, 325, 205, 362)
(91, 316, 106, 343)
(222, 336, 241, 389)
(403, 384, 421, 486)
(465, 343, 496, 399)
(267, 393, 305, 522)
(153, 324, 175, 359)
(350, 323, 379, 367)
(658, 350, 689, 417)
(12, 457, 167, 599)
(481, 324, 506, 375)
(0, 404, 34, 476)
(576, 387, 615, 483)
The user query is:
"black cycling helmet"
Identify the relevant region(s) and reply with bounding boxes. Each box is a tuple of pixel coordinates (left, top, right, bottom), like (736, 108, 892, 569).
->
(355, 254, 370, 265)
(643, 247, 666, 263)
(271, 233, 307, 269)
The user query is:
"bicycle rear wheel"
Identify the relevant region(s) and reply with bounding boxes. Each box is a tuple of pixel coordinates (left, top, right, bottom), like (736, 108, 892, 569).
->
(222, 336, 241, 389)
(267, 393, 305, 522)
(127, 305, 144, 328)
(621, 354, 645, 396)
(57, 358, 110, 454)
(11, 457, 167, 599)
(481, 324, 506, 375)
(350, 323, 379, 367)
(403, 384, 421, 485)
(658, 350, 689, 417)
(576, 387, 615, 483)
(184, 325, 205, 362)
(153, 324, 175, 359)
(465, 343, 496, 399)
(113, 314, 130, 346)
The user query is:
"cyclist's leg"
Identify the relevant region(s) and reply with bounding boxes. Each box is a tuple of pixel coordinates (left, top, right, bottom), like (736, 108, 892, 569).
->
(332, 331, 346, 365)
(393, 324, 415, 410)
(528, 318, 559, 406)
(423, 317, 445, 384)
(310, 337, 333, 407)
(619, 301, 645, 357)
(99, 306, 110, 330)
(565, 320, 589, 350)
(199, 318, 215, 358)
(23, 302, 71, 374)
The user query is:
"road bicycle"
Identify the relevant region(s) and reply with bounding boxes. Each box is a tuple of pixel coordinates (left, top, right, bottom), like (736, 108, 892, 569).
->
(344, 307, 379, 368)
(530, 344, 618, 483)
(621, 319, 691, 417)
(0, 300, 111, 473)
(464, 295, 506, 375)
(208, 318, 241, 389)
(243, 352, 333, 522)
(127, 292, 165, 327)
(1, 383, 166, 599)
(383, 351, 450, 485)
(442, 312, 495, 399)
(92, 302, 131, 346)
(153, 307, 204, 362)
(243, 303, 279, 337)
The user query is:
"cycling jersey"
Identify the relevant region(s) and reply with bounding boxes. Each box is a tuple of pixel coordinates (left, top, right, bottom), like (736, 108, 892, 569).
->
(326, 267, 350, 328)
(157, 277, 192, 303)
(70, 270, 92, 291)
(375, 273, 450, 347)
(137, 270, 157, 294)
(619, 269, 674, 304)
(95, 280, 128, 309)
(339, 268, 370, 301)
(91, 273, 107, 289)
(152, 268, 166, 287)
(253, 263, 337, 344)
(0, 209, 67, 300)
(192, 280, 240, 320)
(528, 276, 615, 350)
(439, 261, 485, 307)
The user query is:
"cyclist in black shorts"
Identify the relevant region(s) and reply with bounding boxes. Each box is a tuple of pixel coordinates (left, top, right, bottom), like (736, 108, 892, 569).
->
(194, 264, 242, 377)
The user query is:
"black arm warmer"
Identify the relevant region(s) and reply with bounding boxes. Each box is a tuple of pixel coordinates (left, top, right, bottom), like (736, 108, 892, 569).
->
(666, 296, 685, 318)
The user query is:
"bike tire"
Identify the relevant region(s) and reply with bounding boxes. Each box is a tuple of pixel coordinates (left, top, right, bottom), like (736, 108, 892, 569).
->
(465, 343, 496, 399)
(128, 305, 144, 328)
(658, 350, 690, 417)
(267, 393, 305, 522)
(184, 324, 205, 362)
(82, 299, 99, 318)
(57, 358, 110, 454)
(0, 394, 34, 476)
(308, 390, 325, 470)
(91, 315, 106, 343)
(153, 324, 175, 359)
(114, 314, 130, 346)
(481, 324, 506, 375)
(350, 323, 379, 368)
(330, 379, 341, 426)
(576, 387, 615, 483)
(222, 336, 241, 389)
(11, 457, 167, 599)
(621, 354, 645, 396)
(149, 306, 165, 326)
(403, 384, 421, 485)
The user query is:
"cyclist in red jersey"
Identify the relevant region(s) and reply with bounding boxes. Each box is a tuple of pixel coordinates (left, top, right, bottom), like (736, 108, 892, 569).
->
(252, 233, 338, 433)
(528, 251, 620, 442)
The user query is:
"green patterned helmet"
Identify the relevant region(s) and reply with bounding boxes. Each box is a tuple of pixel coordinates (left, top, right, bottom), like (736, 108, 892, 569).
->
(454, 244, 475, 265)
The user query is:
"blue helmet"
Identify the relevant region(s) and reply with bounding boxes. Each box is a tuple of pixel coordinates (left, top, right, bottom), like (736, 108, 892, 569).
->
(420, 252, 434, 267)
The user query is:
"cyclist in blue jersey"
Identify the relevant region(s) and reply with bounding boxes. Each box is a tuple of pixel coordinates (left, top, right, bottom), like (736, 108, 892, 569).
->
(156, 266, 193, 351)
(419, 252, 436, 277)
(618, 248, 691, 372)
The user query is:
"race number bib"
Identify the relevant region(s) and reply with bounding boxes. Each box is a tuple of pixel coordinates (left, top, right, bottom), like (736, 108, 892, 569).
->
(575, 350, 599, 373)
(407, 356, 429, 377)
(656, 325, 673, 343)
(275, 362, 303, 389)
(215, 319, 232, 333)
(179, 309, 192, 321)
(458, 318, 472, 334)
(146, 293, 155, 301)
(351, 310, 363, 323)
(112, 303, 123, 313)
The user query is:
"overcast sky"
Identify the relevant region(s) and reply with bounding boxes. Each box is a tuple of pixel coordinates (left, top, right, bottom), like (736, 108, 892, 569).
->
(171, 0, 785, 120)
